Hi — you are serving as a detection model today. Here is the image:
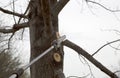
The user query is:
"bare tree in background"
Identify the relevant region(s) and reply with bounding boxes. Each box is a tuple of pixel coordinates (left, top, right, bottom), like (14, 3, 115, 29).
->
(0, 19, 29, 78)
(0, 49, 30, 78)
(0, 0, 120, 78)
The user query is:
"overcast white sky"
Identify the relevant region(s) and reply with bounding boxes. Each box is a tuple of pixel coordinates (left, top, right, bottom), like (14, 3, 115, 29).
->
(59, 0, 120, 77)
(0, 0, 120, 78)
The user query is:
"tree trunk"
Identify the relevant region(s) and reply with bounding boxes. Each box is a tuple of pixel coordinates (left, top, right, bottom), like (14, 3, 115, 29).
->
(29, 0, 64, 78)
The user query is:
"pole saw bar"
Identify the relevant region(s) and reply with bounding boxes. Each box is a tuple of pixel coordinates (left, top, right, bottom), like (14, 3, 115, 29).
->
(52, 35, 66, 48)
(9, 35, 66, 78)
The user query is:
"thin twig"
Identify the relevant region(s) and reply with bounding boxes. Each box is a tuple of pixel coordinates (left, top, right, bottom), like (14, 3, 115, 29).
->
(8, 1, 15, 50)
(85, 0, 96, 16)
(92, 39, 120, 56)
(18, 1, 30, 24)
(78, 54, 86, 64)
(17, 2, 30, 40)
(86, 0, 120, 12)
(20, 28, 25, 40)
(8, 33, 15, 49)
(109, 44, 120, 50)
(12, 0, 17, 24)
(7, 0, 17, 49)
(79, 55, 95, 78)
(0, 7, 27, 18)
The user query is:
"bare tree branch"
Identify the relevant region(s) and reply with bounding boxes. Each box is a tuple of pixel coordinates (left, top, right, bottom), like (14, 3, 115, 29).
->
(63, 39, 118, 78)
(8, 33, 14, 49)
(13, 22, 29, 30)
(0, 22, 29, 34)
(86, 0, 120, 12)
(79, 55, 95, 78)
(92, 39, 120, 56)
(18, 1, 30, 24)
(109, 44, 120, 50)
(20, 28, 25, 40)
(0, 22, 29, 49)
(0, 7, 27, 18)
(12, 0, 17, 24)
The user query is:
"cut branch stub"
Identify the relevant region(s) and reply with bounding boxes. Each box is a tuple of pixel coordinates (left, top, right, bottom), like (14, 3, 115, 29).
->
(53, 52, 61, 63)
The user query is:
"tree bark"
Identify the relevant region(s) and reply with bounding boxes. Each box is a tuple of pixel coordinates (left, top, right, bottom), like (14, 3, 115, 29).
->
(29, 0, 64, 78)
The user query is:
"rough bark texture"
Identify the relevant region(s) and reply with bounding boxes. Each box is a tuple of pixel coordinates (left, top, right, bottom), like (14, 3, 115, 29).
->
(29, 0, 64, 78)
